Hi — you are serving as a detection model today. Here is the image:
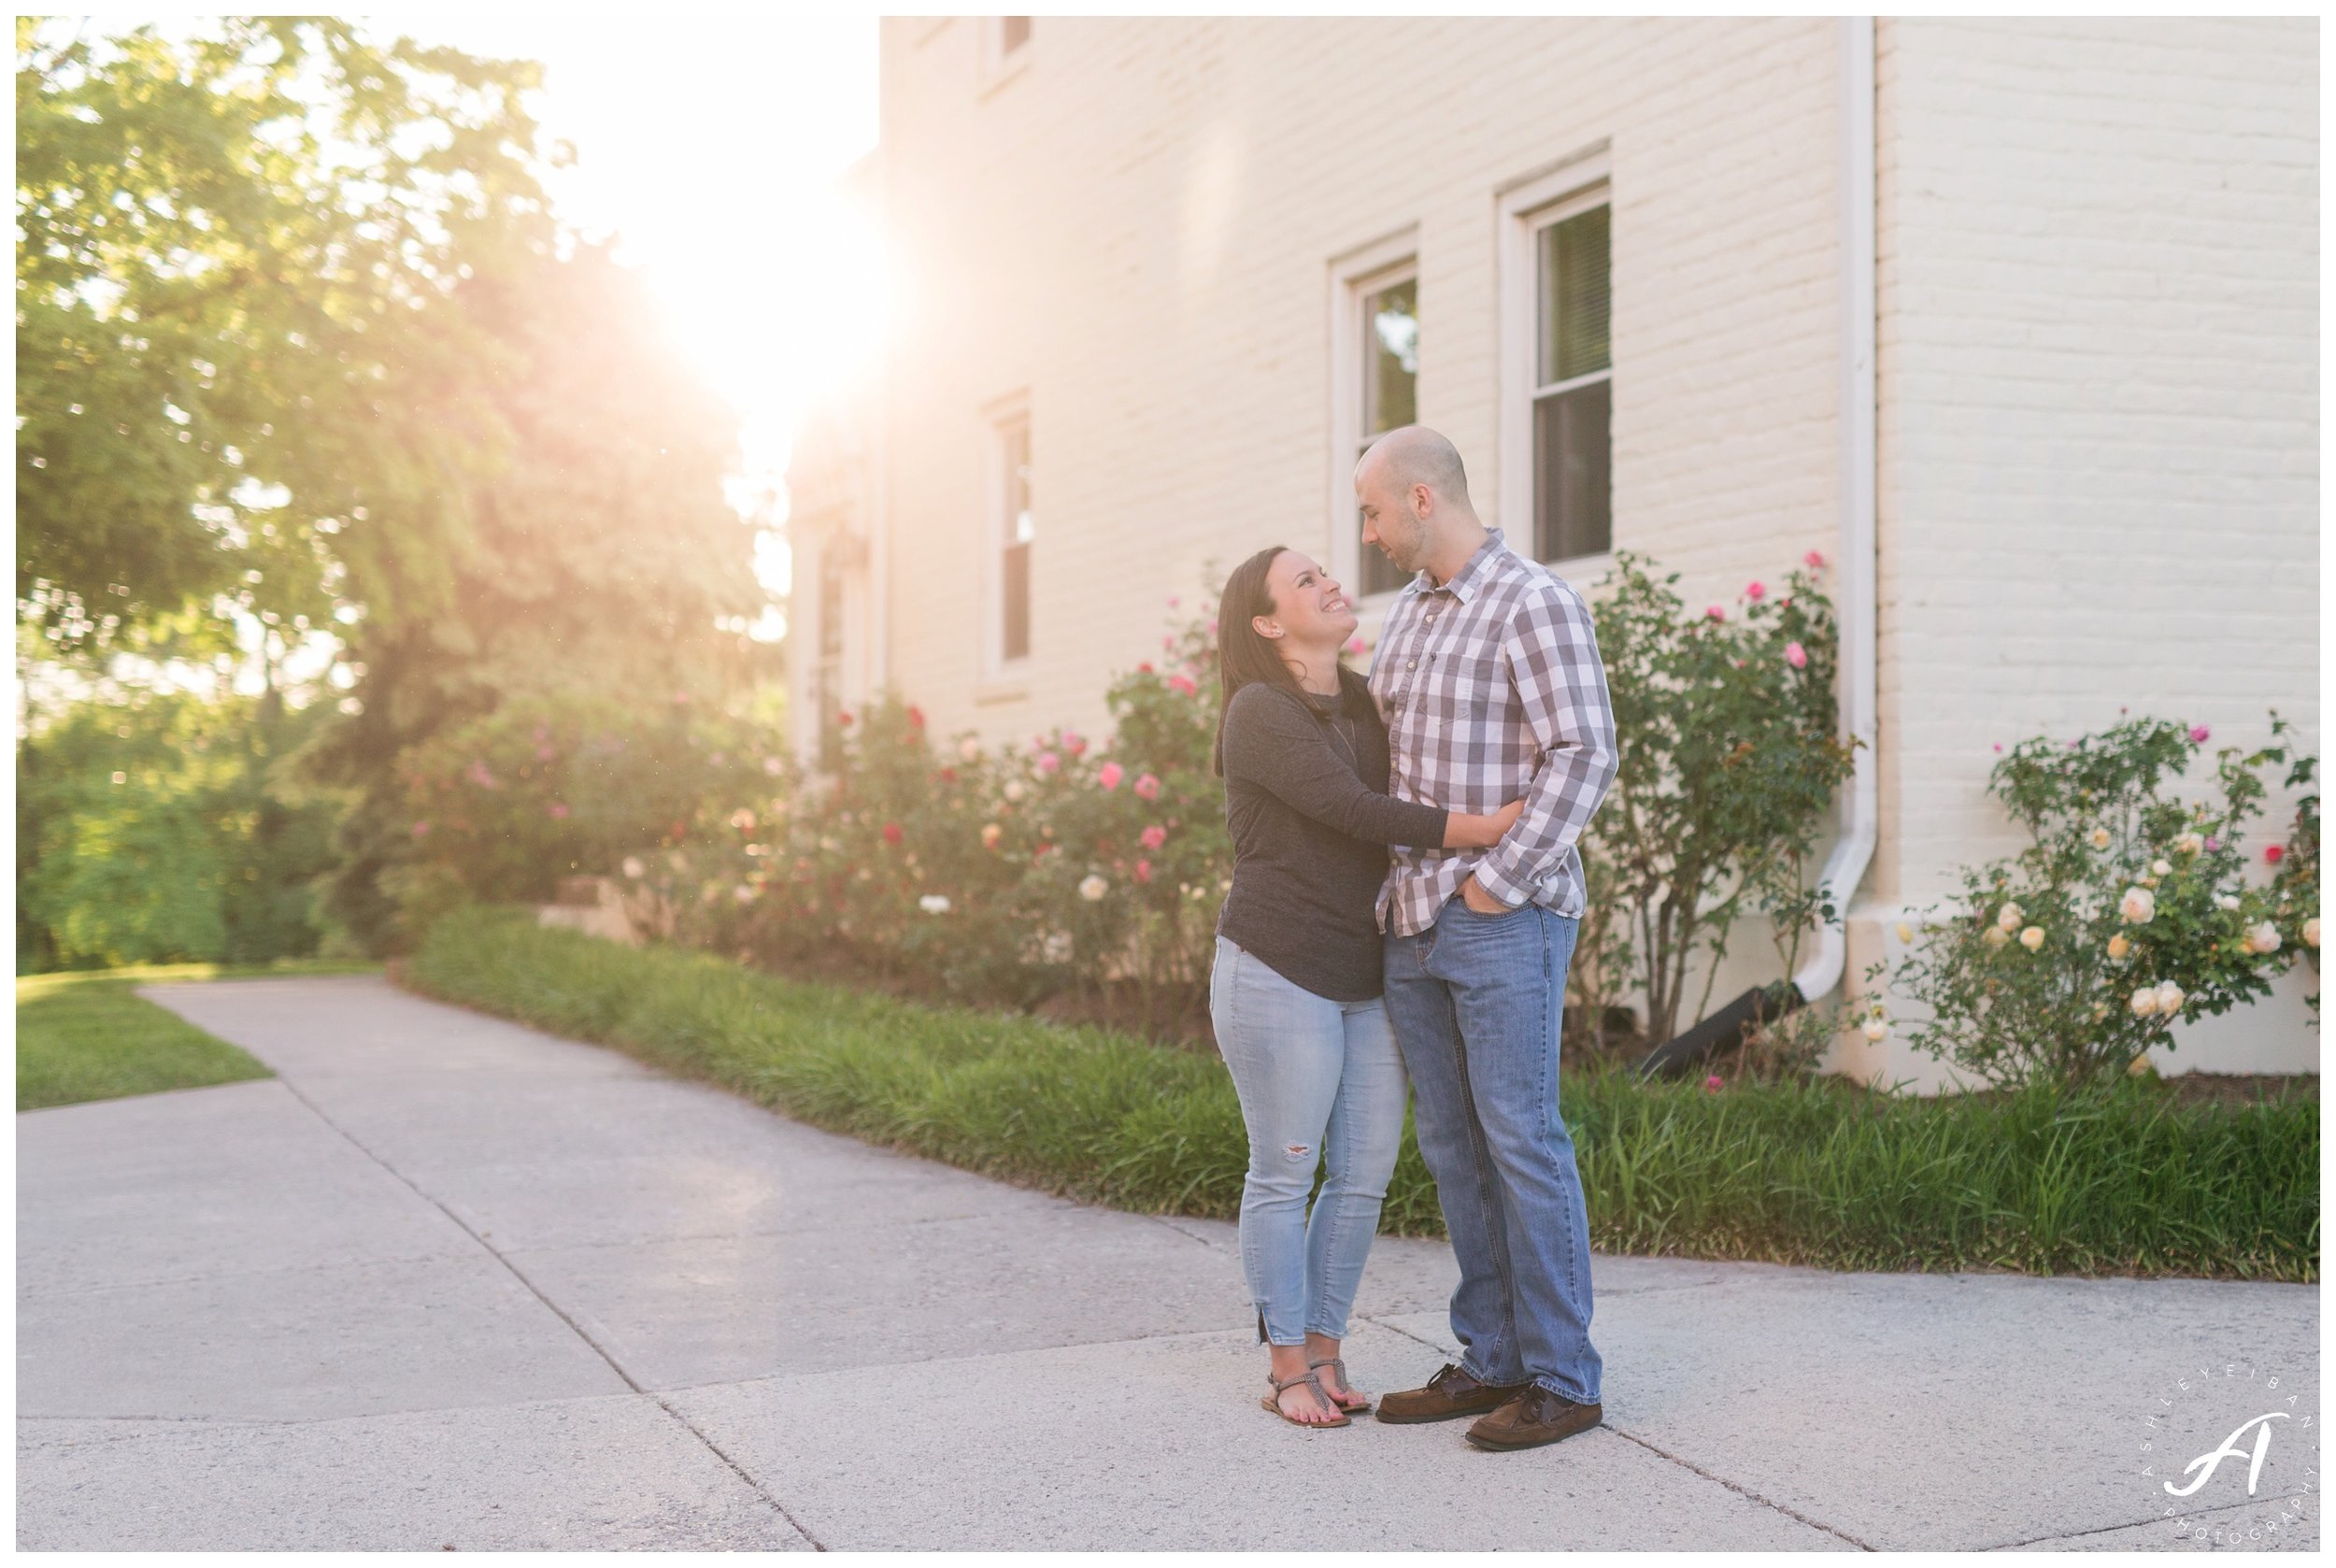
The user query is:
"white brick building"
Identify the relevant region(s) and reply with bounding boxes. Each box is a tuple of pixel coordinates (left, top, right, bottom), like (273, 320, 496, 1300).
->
(789, 16, 2319, 1086)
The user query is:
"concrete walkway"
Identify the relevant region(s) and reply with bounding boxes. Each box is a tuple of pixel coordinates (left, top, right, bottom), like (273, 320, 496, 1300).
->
(17, 976, 2320, 1550)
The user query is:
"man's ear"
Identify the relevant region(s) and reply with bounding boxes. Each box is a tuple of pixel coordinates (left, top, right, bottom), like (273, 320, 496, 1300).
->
(1411, 482, 1435, 520)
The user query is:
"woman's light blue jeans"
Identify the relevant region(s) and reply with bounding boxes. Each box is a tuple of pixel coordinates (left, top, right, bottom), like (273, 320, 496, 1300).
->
(1207, 935, 1407, 1347)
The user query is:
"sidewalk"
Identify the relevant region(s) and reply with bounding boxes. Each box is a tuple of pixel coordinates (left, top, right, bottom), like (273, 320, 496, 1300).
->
(17, 976, 2320, 1550)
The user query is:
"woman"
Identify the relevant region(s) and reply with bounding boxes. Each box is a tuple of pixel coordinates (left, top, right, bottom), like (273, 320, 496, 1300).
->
(1210, 545, 1521, 1428)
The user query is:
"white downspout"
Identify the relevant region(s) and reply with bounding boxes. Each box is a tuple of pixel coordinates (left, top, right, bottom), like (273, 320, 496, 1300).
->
(1790, 14, 1879, 1005)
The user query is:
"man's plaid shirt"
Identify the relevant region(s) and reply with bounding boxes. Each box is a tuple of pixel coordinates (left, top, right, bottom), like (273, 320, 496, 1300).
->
(1366, 528, 1620, 938)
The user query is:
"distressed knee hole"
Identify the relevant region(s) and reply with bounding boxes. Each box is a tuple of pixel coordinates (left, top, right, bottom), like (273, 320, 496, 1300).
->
(1283, 1143, 1312, 1162)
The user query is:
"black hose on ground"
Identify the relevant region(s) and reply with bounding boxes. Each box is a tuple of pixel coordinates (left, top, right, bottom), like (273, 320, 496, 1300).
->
(1631, 979, 1806, 1081)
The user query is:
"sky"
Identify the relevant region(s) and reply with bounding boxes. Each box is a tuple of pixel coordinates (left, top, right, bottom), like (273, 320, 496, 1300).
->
(395, 12, 887, 605)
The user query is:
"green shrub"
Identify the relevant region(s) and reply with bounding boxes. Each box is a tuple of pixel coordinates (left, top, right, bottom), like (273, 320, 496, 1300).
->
(17, 690, 340, 969)
(1879, 714, 2318, 1086)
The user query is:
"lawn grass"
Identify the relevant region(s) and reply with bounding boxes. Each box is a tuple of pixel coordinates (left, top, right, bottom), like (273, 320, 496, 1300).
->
(15, 959, 375, 1111)
(408, 906, 2319, 1282)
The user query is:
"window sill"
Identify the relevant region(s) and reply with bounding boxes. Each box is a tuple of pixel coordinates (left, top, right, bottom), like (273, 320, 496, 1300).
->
(973, 677, 1030, 706)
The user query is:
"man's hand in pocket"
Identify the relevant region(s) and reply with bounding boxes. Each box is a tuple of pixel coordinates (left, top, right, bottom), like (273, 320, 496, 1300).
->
(1459, 873, 1508, 916)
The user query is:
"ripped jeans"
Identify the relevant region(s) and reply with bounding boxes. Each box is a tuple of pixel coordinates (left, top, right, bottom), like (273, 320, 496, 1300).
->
(1207, 935, 1407, 1347)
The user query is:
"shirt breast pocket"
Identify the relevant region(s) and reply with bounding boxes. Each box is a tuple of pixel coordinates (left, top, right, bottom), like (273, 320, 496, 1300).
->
(1444, 650, 1508, 714)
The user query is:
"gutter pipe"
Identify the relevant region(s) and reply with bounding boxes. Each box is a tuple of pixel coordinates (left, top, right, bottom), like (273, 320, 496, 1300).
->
(1637, 17, 1879, 1077)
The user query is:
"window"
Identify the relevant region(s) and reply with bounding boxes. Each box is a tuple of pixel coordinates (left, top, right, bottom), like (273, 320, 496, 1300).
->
(1329, 235, 1421, 601)
(1501, 155, 1612, 569)
(990, 409, 1034, 669)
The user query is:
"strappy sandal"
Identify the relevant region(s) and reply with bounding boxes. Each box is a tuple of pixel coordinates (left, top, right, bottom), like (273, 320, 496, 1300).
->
(1309, 1355, 1374, 1416)
(1261, 1368, 1351, 1428)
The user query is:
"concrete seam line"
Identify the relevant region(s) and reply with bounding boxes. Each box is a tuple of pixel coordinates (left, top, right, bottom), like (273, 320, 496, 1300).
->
(1986, 1490, 2315, 1551)
(1603, 1427, 1877, 1551)
(1351, 1313, 1460, 1358)
(267, 1074, 831, 1552)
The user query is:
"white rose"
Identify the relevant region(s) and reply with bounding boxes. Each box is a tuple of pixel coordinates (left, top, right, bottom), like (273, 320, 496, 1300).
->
(622, 856, 646, 879)
(2174, 834, 2202, 856)
(2246, 921, 2282, 956)
(1860, 1018, 1888, 1042)
(2118, 887, 2156, 924)
(2305, 918, 2321, 949)
(2151, 858, 2172, 877)
(1003, 779, 1027, 803)
(2129, 987, 2159, 1018)
(1996, 902, 2023, 932)
(1078, 875, 1109, 902)
(2019, 926, 2045, 951)
(959, 737, 982, 763)
(2216, 894, 2241, 913)
(2089, 827, 2112, 849)
(2155, 980, 2185, 1016)
(919, 894, 951, 915)
(1983, 926, 2010, 948)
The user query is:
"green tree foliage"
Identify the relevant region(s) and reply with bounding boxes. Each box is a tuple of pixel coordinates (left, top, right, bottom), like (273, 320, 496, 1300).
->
(303, 242, 771, 949)
(17, 689, 341, 968)
(16, 17, 548, 655)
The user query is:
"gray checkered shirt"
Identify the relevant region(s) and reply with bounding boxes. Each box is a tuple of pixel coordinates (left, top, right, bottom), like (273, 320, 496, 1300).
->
(1366, 528, 1619, 938)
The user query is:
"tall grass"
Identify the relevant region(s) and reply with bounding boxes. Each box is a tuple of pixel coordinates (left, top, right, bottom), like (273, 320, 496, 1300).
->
(409, 907, 2317, 1282)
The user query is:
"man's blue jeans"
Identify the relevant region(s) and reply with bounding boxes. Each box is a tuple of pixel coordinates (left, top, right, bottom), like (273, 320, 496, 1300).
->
(1382, 897, 1602, 1405)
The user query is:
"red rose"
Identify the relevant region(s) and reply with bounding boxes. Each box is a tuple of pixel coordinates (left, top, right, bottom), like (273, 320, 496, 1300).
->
(881, 822, 904, 845)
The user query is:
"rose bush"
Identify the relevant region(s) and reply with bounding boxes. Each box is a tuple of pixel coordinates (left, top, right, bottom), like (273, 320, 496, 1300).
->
(1876, 714, 2319, 1086)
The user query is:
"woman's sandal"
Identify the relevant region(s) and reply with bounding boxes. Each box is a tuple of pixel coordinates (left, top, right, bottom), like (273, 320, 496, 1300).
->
(1261, 1369, 1351, 1428)
(1309, 1355, 1374, 1416)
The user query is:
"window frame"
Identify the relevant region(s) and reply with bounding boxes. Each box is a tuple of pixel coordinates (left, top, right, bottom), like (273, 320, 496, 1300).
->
(1499, 151, 1614, 581)
(1326, 228, 1422, 612)
(981, 394, 1035, 687)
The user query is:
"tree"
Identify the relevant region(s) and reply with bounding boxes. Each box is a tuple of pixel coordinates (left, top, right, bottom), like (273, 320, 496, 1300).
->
(302, 241, 774, 948)
(16, 17, 549, 656)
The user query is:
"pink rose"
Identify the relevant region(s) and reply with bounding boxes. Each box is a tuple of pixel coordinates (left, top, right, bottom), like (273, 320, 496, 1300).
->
(410, 820, 431, 839)
(2266, 844, 2286, 865)
(1064, 731, 1087, 756)
(1703, 1074, 1723, 1092)
(1705, 606, 1726, 621)
(881, 821, 903, 845)
(1745, 580, 1766, 601)
(1134, 858, 1153, 883)
(1133, 773, 1161, 801)
(2188, 724, 2211, 744)
(1140, 823, 1168, 850)
(1098, 762, 1124, 791)
(1168, 674, 1198, 697)
(1784, 641, 1808, 669)
(1166, 595, 1180, 608)
(547, 801, 570, 820)
(1803, 549, 1826, 568)
(1036, 752, 1060, 775)
(1346, 635, 1366, 656)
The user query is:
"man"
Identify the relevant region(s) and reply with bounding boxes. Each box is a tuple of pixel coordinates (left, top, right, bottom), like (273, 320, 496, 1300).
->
(1356, 424, 1619, 1452)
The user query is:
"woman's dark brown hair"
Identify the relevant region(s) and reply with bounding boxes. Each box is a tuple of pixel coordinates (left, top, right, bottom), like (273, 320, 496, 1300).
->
(1212, 545, 1303, 777)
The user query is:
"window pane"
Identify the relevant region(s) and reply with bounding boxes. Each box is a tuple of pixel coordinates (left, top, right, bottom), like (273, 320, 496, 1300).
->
(1000, 16, 1032, 53)
(1362, 276, 1417, 435)
(1537, 206, 1610, 388)
(1002, 541, 1031, 661)
(1533, 378, 1610, 564)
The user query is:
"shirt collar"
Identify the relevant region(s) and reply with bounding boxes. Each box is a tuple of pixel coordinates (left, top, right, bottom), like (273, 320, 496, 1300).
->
(1416, 527, 1508, 605)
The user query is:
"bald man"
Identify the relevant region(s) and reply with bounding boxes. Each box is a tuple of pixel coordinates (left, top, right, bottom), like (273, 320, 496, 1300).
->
(1355, 425, 1619, 1452)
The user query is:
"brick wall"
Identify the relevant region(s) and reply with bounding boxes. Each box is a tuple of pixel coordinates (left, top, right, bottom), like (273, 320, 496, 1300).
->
(1845, 16, 2319, 1085)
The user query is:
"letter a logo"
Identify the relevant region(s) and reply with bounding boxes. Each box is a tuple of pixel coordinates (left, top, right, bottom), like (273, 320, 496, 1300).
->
(2164, 1412, 2287, 1498)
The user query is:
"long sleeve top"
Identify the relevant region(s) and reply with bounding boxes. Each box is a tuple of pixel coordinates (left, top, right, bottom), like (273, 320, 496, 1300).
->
(1216, 670, 1449, 1000)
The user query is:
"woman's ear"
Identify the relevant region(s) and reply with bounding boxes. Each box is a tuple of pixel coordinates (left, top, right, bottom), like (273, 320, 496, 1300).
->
(1251, 615, 1282, 641)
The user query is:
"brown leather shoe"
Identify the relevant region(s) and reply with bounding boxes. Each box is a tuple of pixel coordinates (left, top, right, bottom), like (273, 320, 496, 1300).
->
(1464, 1387, 1603, 1451)
(1374, 1362, 1531, 1424)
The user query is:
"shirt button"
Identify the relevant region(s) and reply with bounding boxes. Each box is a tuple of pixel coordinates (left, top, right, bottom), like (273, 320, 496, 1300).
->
(1407, 659, 1417, 670)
